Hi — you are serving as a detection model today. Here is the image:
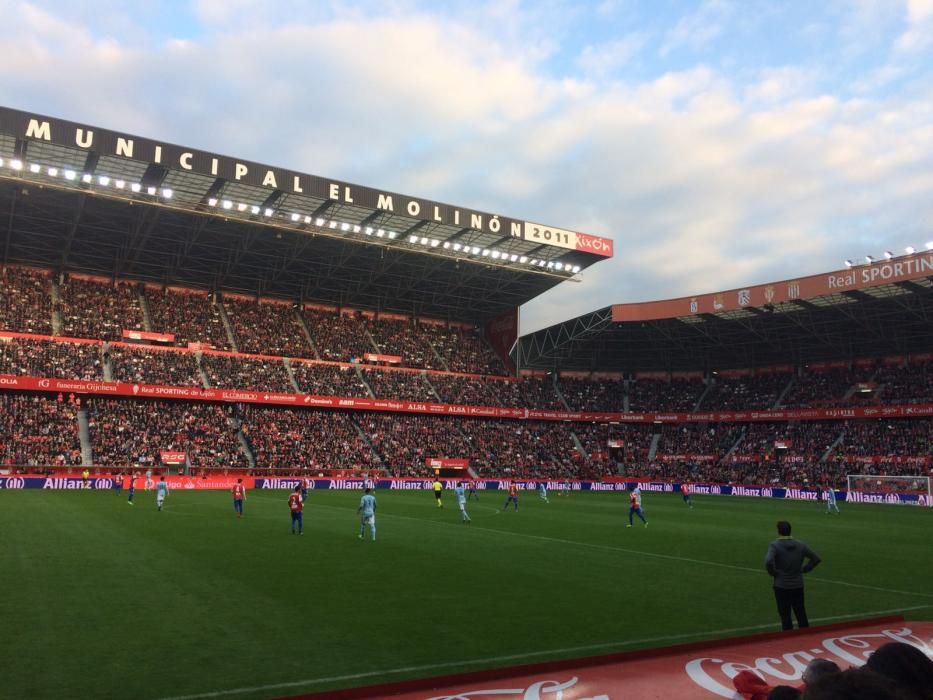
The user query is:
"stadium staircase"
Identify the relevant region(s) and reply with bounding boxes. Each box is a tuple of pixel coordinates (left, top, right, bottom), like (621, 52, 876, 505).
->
(294, 311, 322, 361)
(195, 353, 212, 388)
(230, 411, 256, 468)
(50, 276, 63, 335)
(721, 426, 747, 462)
(282, 358, 301, 393)
(647, 433, 662, 461)
(820, 430, 846, 463)
(773, 374, 796, 408)
(349, 417, 386, 470)
(622, 383, 630, 412)
(362, 327, 382, 356)
(137, 289, 154, 332)
(569, 431, 589, 461)
(422, 373, 444, 402)
(101, 342, 114, 381)
(77, 409, 93, 467)
(552, 374, 572, 412)
(216, 298, 239, 352)
(425, 338, 449, 371)
(353, 364, 377, 398)
(693, 379, 714, 411)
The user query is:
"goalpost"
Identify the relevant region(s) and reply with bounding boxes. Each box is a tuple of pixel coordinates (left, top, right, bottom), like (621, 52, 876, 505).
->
(846, 474, 932, 506)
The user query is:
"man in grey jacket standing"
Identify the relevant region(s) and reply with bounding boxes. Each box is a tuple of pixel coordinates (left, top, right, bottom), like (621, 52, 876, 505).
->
(765, 520, 821, 630)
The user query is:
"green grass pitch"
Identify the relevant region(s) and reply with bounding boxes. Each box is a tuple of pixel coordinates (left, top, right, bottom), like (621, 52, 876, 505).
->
(1, 488, 931, 699)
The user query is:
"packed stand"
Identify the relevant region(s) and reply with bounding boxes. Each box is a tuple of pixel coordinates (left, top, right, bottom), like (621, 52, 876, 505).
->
(366, 318, 436, 369)
(558, 377, 625, 412)
(302, 309, 373, 362)
(0, 393, 82, 467)
(223, 297, 312, 358)
(780, 366, 875, 408)
(361, 368, 432, 401)
(290, 361, 371, 397)
(356, 412, 475, 478)
(0, 337, 103, 380)
(145, 289, 231, 350)
(419, 324, 508, 375)
(87, 398, 245, 469)
(874, 362, 933, 405)
(107, 346, 202, 387)
(832, 418, 932, 469)
(700, 373, 792, 411)
(462, 419, 583, 478)
(58, 277, 144, 340)
(200, 354, 293, 393)
(655, 423, 744, 457)
(574, 422, 657, 464)
(428, 373, 511, 406)
(515, 376, 563, 409)
(240, 406, 374, 471)
(0, 266, 53, 335)
(628, 377, 706, 412)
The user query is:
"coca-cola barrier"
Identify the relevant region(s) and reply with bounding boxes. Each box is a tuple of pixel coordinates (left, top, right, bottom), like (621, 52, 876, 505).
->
(3, 372, 933, 424)
(1, 476, 928, 505)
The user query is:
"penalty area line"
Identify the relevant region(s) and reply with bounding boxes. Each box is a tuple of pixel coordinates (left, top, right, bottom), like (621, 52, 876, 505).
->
(156, 604, 931, 700)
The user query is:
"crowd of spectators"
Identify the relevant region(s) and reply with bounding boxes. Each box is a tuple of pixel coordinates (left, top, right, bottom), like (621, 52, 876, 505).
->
(0, 337, 103, 380)
(834, 418, 932, 460)
(558, 377, 626, 412)
(0, 393, 82, 467)
(367, 318, 437, 369)
(290, 361, 371, 397)
(145, 289, 231, 350)
(875, 362, 933, 405)
(628, 377, 706, 412)
(574, 422, 656, 463)
(780, 366, 876, 408)
(700, 373, 792, 411)
(302, 309, 373, 362)
(223, 298, 312, 358)
(427, 374, 511, 405)
(0, 267, 53, 335)
(656, 423, 745, 456)
(361, 368, 432, 401)
(59, 277, 144, 340)
(240, 405, 374, 471)
(107, 346, 202, 387)
(515, 376, 564, 409)
(87, 398, 245, 469)
(200, 354, 293, 393)
(419, 324, 507, 375)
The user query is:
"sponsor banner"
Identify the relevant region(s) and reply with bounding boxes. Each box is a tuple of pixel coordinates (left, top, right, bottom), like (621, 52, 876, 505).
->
(426, 458, 470, 469)
(362, 353, 403, 364)
(159, 451, 187, 465)
(369, 620, 933, 700)
(0, 476, 251, 490)
(657, 454, 718, 462)
(2, 373, 933, 426)
(122, 329, 176, 343)
(612, 251, 933, 322)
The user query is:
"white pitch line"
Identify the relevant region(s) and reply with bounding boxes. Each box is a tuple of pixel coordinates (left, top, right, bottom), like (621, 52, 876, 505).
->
(157, 604, 932, 700)
(308, 503, 933, 601)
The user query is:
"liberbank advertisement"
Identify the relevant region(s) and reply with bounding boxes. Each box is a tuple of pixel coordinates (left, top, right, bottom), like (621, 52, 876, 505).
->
(0, 476, 928, 506)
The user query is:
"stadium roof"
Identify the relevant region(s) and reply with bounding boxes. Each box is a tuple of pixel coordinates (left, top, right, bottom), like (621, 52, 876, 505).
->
(0, 106, 613, 324)
(517, 252, 933, 372)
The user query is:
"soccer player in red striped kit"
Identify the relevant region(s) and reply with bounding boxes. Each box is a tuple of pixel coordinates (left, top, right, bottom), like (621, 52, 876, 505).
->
(288, 486, 304, 535)
(232, 478, 246, 518)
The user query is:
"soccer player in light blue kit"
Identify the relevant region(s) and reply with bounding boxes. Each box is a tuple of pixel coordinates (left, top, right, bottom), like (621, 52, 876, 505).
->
(825, 486, 840, 514)
(455, 482, 471, 523)
(538, 481, 549, 503)
(155, 476, 169, 512)
(358, 487, 377, 540)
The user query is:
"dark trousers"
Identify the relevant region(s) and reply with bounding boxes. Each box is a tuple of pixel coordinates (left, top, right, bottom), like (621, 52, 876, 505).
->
(774, 586, 809, 630)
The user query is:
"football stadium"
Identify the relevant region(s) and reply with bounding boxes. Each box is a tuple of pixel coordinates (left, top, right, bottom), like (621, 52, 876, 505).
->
(1, 99, 933, 700)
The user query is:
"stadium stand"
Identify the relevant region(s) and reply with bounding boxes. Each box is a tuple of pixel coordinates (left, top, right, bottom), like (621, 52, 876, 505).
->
(0, 337, 103, 380)
(361, 368, 432, 401)
(780, 365, 876, 408)
(0, 267, 53, 335)
(240, 405, 374, 471)
(301, 308, 373, 362)
(366, 318, 437, 369)
(289, 361, 371, 397)
(0, 393, 83, 468)
(700, 373, 791, 410)
(58, 277, 144, 340)
(222, 297, 312, 358)
(107, 345, 203, 387)
(558, 376, 625, 412)
(145, 288, 231, 350)
(87, 398, 245, 469)
(427, 373, 513, 406)
(418, 323, 507, 375)
(874, 362, 933, 405)
(199, 353, 293, 393)
(628, 377, 706, 412)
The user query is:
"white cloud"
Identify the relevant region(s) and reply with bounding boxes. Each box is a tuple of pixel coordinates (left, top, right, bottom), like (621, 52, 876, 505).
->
(896, 0, 933, 51)
(660, 0, 732, 57)
(576, 34, 645, 78)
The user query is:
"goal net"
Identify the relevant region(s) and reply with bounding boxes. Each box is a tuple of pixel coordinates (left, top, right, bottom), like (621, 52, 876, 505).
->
(846, 474, 932, 507)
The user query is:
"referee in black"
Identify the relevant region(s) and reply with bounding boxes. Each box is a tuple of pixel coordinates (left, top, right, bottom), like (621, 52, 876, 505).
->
(765, 521, 822, 630)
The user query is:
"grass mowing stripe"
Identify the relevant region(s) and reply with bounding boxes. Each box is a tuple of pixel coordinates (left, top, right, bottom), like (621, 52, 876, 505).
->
(157, 604, 932, 700)
(306, 501, 933, 601)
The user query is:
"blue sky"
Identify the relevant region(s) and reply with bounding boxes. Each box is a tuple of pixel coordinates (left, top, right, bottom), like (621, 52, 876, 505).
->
(1, 0, 933, 332)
